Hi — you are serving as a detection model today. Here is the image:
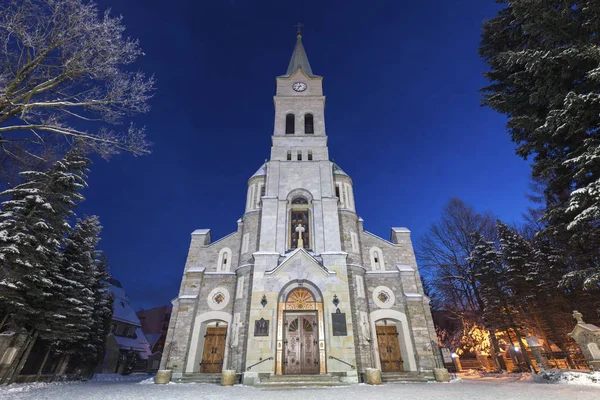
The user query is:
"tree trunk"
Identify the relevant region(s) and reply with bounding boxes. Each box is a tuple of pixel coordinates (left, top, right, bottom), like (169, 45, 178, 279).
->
(7, 330, 39, 384)
(489, 331, 507, 370)
(54, 354, 69, 379)
(502, 305, 536, 373)
(0, 329, 33, 385)
(0, 314, 8, 331)
(472, 282, 506, 371)
(35, 346, 51, 380)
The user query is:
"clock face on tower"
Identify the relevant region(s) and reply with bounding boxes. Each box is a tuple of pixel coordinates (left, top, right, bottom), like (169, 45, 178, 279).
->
(292, 82, 307, 92)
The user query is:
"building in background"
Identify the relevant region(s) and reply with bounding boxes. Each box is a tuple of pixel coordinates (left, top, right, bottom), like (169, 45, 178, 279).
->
(137, 305, 172, 353)
(96, 279, 161, 374)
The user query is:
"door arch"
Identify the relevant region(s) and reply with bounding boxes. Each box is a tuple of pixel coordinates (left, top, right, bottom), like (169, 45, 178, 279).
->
(276, 283, 326, 374)
(369, 309, 417, 372)
(185, 311, 232, 373)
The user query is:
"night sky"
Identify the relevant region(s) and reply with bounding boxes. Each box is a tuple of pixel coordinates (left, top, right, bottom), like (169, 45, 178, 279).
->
(83, 0, 531, 310)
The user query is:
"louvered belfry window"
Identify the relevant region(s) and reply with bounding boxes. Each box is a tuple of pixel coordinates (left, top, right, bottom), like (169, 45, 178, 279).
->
(305, 113, 314, 134)
(286, 114, 295, 134)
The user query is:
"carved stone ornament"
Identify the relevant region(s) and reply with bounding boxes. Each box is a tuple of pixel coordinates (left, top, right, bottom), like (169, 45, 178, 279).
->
(207, 287, 230, 311)
(372, 286, 395, 309)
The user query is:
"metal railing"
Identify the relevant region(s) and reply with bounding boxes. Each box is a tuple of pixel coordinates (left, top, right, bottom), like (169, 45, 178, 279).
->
(246, 357, 274, 371)
(328, 356, 355, 369)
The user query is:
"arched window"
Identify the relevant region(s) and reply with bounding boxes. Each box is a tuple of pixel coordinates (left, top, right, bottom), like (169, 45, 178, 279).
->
(290, 196, 310, 250)
(287, 150, 292, 160)
(297, 151, 302, 161)
(369, 247, 385, 271)
(247, 185, 255, 210)
(308, 150, 313, 161)
(217, 248, 232, 272)
(290, 209, 310, 250)
(292, 197, 308, 205)
(305, 113, 314, 134)
(286, 114, 295, 134)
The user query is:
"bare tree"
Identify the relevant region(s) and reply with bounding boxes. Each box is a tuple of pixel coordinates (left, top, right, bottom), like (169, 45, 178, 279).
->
(417, 198, 496, 315)
(416, 198, 505, 368)
(0, 0, 154, 176)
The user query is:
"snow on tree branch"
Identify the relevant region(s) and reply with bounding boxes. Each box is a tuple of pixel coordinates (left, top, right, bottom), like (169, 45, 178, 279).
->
(0, 0, 155, 166)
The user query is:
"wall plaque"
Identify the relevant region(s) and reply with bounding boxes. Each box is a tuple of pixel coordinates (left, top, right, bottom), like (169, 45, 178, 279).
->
(254, 318, 269, 337)
(331, 310, 347, 336)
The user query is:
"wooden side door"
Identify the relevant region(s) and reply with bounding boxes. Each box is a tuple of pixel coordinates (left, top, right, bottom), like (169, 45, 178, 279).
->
(376, 325, 404, 372)
(200, 327, 227, 373)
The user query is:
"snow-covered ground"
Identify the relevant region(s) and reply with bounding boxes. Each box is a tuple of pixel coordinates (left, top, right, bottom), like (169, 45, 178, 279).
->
(1, 375, 599, 400)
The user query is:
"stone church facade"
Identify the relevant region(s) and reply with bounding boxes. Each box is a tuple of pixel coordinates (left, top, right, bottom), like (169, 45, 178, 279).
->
(161, 31, 438, 384)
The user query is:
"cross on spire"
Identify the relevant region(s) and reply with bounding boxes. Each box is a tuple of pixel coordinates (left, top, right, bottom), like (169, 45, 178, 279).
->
(294, 22, 304, 35)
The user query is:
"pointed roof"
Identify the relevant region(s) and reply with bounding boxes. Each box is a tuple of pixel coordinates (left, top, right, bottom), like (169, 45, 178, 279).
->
(250, 162, 267, 179)
(332, 162, 349, 177)
(284, 32, 314, 77)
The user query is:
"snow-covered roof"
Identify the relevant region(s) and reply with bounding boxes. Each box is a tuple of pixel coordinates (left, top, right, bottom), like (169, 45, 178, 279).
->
(332, 162, 350, 177)
(111, 327, 152, 360)
(250, 163, 267, 179)
(109, 285, 141, 327)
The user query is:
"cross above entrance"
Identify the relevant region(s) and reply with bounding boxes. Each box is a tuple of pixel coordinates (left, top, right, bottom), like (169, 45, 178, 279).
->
(295, 223, 305, 248)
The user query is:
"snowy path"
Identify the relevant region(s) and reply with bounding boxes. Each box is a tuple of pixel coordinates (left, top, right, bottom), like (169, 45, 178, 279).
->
(1, 378, 599, 400)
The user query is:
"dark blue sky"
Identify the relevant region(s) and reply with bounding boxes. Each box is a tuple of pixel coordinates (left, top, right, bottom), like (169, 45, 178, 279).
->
(83, 0, 531, 310)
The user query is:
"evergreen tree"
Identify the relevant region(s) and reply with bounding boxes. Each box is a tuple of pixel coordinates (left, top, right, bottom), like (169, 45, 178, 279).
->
(497, 222, 538, 303)
(81, 253, 113, 376)
(469, 232, 535, 372)
(0, 149, 90, 382)
(0, 149, 89, 335)
(480, 0, 600, 289)
(469, 233, 506, 332)
(54, 216, 102, 354)
(121, 348, 140, 376)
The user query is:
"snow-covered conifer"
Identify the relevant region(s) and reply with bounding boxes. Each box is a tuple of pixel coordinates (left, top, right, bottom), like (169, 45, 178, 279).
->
(0, 149, 90, 339)
(480, 1, 600, 288)
(80, 253, 114, 376)
(497, 221, 538, 302)
(54, 216, 102, 354)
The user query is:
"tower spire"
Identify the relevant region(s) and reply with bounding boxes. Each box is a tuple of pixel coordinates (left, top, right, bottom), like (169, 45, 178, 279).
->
(285, 23, 314, 77)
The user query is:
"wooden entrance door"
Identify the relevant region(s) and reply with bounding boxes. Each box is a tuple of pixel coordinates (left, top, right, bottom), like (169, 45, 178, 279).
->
(200, 327, 227, 373)
(284, 313, 319, 374)
(376, 325, 404, 372)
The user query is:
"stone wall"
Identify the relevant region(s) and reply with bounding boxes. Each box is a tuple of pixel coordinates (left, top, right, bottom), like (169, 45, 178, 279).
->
(346, 265, 372, 372)
(338, 210, 361, 265)
(356, 226, 437, 374)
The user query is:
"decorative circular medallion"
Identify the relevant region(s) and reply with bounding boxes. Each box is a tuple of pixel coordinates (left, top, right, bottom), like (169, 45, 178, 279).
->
(207, 287, 230, 311)
(292, 82, 307, 92)
(372, 286, 395, 309)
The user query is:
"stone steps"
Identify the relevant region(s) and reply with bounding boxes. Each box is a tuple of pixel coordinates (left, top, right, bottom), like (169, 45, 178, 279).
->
(255, 374, 349, 388)
(380, 372, 431, 383)
(174, 373, 222, 384)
